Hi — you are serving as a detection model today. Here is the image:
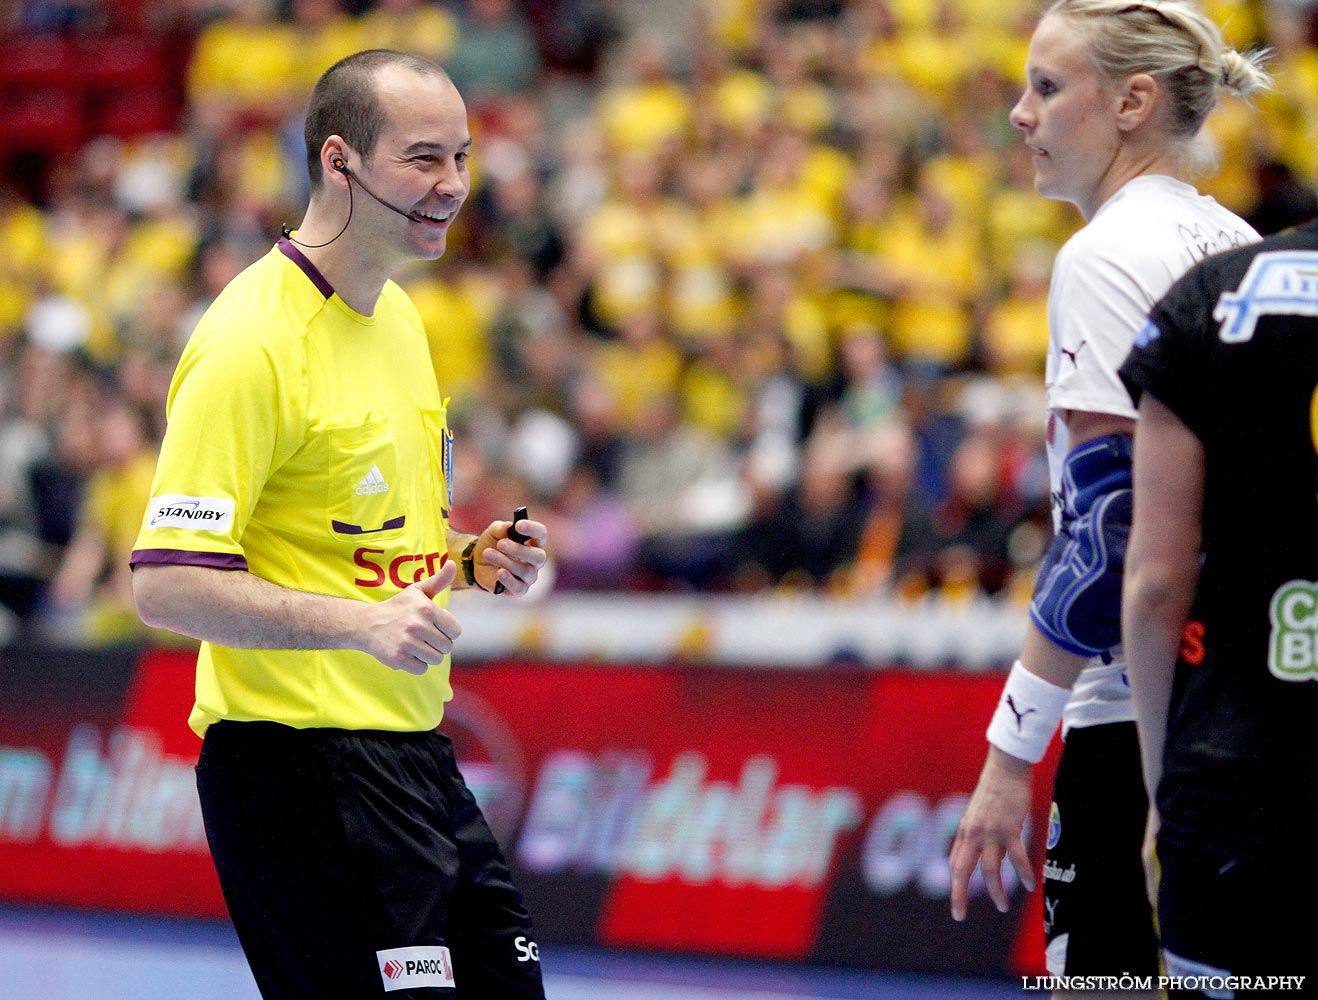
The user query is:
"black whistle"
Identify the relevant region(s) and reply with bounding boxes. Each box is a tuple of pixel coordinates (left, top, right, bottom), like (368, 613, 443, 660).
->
(494, 506, 530, 594)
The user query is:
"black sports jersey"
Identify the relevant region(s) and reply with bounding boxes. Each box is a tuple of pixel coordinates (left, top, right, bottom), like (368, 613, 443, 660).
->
(1119, 219, 1318, 855)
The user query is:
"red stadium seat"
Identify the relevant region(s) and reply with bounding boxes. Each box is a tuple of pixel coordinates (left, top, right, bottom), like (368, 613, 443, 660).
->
(92, 86, 178, 138)
(0, 88, 85, 157)
(0, 34, 79, 90)
(76, 35, 168, 91)
(102, 0, 148, 32)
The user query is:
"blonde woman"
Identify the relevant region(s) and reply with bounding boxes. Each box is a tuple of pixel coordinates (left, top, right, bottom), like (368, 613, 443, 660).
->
(948, 0, 1269, 990)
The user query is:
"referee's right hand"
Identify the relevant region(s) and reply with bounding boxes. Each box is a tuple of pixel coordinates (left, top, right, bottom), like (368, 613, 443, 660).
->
(362, 559, 462, 675)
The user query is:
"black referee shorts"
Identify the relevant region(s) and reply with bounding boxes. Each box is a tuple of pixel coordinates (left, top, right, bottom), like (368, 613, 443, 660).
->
(1043, 721, 1158, 978)
(196, 721, 545, 999)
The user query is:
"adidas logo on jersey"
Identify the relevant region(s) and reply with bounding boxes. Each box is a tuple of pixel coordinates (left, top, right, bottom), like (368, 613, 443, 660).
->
(355, 465, 390, 495)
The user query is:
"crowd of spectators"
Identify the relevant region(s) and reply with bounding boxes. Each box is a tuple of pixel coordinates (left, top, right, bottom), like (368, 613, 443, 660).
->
(1, 0, 1315, 645)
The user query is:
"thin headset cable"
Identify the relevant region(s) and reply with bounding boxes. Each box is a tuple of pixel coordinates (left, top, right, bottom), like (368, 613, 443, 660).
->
(282, 164, 355, 249)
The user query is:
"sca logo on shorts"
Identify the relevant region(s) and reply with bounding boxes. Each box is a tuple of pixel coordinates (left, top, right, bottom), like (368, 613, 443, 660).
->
(1268, 579, 1318, 681)
(515, 936, 539, 963)
(1046, 802, 1062, 850)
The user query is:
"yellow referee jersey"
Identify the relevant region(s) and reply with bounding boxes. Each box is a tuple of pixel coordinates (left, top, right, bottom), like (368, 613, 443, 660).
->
(132, 240, 456, 737)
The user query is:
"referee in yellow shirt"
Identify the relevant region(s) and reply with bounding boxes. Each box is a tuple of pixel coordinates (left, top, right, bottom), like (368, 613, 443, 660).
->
(131, 50, 548, 999)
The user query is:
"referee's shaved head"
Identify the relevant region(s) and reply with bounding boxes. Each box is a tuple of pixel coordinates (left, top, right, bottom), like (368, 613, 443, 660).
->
(304, 49, 451, 190)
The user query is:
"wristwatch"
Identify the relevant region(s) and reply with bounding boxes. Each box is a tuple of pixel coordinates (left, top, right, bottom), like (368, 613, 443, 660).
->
(461, 538, 486, 590)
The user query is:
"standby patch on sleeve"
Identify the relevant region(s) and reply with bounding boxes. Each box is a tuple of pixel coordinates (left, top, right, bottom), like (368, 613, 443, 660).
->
(146, 495, 236, 532)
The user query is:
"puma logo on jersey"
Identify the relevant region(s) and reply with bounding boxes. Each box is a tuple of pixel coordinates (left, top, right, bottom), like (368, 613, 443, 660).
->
(1059, 340, 1087, 367)
(355, 465, 390, 495)
(1005, 694, 1037, 732)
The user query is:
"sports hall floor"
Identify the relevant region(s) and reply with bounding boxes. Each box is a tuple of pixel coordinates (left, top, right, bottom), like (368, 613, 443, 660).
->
(0, 903, 1024, 999)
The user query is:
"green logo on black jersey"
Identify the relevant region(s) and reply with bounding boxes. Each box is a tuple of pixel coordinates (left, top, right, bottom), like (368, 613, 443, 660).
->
(1268, 580, 1318, 681)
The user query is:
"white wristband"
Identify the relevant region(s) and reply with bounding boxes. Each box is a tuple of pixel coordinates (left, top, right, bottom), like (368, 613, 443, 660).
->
(986, 660, 1070, 763)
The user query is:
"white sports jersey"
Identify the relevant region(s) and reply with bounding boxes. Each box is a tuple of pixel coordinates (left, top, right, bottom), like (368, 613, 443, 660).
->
(1044, 175, 1258, 732)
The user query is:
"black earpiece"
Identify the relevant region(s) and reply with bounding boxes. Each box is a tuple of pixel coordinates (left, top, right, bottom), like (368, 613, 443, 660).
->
(282, 153, 419, 248)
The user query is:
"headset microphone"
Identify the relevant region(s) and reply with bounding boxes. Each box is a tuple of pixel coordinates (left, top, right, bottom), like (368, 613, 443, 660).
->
(281, 157, 420, 248)
(333, 159, 417, 223)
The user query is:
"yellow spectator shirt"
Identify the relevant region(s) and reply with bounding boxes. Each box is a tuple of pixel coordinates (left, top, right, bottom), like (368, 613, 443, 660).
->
(132, 241, 455, 737)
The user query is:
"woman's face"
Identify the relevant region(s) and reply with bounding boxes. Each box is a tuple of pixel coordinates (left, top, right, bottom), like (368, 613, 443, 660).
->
(1009, 15, 1124, 219)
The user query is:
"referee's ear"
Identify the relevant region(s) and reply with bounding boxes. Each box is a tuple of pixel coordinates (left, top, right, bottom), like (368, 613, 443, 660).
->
(415, 559, 457, 599)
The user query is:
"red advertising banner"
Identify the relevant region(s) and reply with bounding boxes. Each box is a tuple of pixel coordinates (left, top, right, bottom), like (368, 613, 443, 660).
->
(0, 647, 1057, 977)
(0, 647, 222, 915)
(446, 663, 1058, 976)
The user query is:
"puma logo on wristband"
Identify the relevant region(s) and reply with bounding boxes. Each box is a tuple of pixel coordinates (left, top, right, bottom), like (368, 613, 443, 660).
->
(1006, 694, 1037, 732)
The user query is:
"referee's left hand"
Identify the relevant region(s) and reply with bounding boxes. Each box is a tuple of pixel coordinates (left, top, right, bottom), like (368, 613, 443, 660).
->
(471, 516, 548, 596)
(361, 559, 462, 674)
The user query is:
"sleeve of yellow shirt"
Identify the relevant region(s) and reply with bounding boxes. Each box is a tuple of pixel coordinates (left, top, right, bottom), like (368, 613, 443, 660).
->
(133, 298, 305, 567)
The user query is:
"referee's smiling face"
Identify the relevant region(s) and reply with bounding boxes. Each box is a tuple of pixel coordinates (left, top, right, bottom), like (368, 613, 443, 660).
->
(362, 65, 472, 262)
(1010, 14, 1123, 220)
